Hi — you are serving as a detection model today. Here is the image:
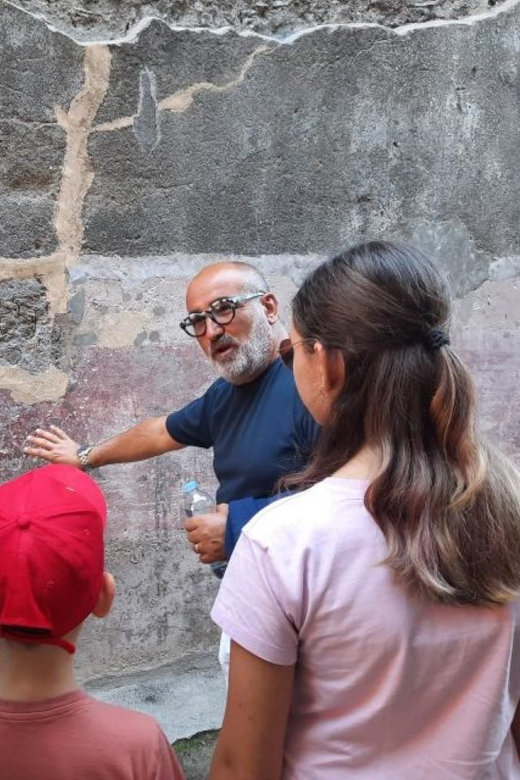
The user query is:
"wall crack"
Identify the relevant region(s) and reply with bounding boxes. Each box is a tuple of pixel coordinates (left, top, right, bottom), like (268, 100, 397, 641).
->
(0, 44, 111, 403)
(92, 44, 271, 136)
(5, 0, 520, 46)
(0, 46, 111, 304)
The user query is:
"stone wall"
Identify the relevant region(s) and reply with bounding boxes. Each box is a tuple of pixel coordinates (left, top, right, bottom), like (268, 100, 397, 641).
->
(0, 0, 519, 740)
(14, 0, 508, 39)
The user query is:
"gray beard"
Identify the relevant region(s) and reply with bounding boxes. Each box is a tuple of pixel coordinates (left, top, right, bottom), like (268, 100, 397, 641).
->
(210, 312, 274, 384)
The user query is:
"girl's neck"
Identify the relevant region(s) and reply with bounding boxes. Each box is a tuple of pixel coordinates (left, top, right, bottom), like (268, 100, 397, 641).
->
(333, 445, 380, 481)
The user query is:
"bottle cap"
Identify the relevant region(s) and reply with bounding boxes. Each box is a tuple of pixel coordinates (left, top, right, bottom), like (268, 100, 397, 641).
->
(181, 480, 199, 494)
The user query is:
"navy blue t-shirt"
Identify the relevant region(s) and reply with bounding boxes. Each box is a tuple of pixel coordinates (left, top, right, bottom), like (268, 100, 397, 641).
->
(166, 359, 319, 503)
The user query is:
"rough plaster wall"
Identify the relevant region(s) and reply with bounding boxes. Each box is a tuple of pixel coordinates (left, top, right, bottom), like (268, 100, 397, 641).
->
(13, 0, 508, 40)
(0, 0, 520, 740)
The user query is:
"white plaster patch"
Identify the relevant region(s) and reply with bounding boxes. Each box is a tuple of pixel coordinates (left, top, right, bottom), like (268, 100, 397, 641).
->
(97, 310, 151, 347)
(489, 255, 520, 281)
(453, 277, 520, 330)
(0, 365, 69, 404)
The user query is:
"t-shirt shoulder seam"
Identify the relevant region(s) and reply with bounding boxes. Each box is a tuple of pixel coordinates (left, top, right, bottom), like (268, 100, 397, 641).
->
(94, 700, 160, 724)
(243, 490, 309, 533)
(206, 377, 229, 393)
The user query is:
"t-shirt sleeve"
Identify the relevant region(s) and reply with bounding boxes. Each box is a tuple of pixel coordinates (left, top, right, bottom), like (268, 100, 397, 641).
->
(165, 389, 214, 449)
(225, 493, 296, 558)
(153, 729, 186, 780)
(211, 531, 299, 666)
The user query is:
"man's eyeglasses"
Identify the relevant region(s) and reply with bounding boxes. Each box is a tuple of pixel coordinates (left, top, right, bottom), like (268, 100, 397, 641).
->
(180, 292, 267, 338)
(278, 337, 315, 370)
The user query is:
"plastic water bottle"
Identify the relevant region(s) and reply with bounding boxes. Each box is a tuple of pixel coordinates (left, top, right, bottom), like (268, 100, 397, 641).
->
(181, 480, 228, 580)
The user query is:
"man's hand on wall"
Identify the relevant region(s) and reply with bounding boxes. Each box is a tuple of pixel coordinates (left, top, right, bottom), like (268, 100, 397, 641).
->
(23, 425, 82, 468)
(184, 504, 229, 564)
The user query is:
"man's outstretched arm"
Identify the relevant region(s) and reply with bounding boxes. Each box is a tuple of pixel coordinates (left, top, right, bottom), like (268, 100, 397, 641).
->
(24, 417, 184, 469)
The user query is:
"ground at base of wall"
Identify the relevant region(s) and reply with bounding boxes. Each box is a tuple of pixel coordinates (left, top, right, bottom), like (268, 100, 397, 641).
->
(173, 730, 219, 780)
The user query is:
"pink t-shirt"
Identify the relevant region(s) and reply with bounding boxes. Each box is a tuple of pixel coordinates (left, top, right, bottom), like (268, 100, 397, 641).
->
(0, 688, 184, 779)
(212, 477, 520, 779)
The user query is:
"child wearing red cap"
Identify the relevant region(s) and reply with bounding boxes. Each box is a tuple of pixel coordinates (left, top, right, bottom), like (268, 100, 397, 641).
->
(0, 464, 184, 779)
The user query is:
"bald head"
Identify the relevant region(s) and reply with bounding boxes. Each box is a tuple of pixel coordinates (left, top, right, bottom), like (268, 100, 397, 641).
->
(186, 262, 269, 308)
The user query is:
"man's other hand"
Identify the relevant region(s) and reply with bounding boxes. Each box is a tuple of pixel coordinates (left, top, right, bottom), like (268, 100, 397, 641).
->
(24, 425, 81, 467)
(184, 504, 229, 564)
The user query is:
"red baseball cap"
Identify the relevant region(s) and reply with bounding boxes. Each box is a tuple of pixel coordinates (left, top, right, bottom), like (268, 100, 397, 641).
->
(0, 464, 107, 654)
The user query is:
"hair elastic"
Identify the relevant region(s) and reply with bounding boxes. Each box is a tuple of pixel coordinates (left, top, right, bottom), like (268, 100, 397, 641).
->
(424, 328, 450, 351)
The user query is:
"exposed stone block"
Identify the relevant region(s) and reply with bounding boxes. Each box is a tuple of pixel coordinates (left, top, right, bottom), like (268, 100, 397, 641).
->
(76, 7, 520, 300)
(0, 3, 83, 258)
(0, 278, 50, 369)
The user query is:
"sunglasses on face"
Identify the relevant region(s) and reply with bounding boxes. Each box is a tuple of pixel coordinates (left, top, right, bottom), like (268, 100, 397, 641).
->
(179, 292, 266, 338)
(278, 337, 316, 370)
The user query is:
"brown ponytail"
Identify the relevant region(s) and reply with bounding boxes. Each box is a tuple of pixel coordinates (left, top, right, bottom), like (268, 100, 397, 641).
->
(287, 241, 520, 606)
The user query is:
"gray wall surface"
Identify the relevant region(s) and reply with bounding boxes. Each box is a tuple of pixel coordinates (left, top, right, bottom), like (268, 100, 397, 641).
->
(0, 0, 519, 741)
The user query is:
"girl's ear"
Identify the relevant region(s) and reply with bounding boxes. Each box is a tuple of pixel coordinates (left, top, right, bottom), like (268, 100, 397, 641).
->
(327, 348, 345, 394)
(314, 343, 345, 395)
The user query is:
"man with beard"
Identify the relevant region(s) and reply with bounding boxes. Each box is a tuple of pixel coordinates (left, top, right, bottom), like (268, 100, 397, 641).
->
(24, 261, 319, 567)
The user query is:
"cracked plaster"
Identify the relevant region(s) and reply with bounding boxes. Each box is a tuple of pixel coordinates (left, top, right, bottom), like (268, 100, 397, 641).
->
(7, 0, 515, 43)
(0, 40, 111, 303)
(0, 6, 272, 405)
(1, 0, 520, 398)
(0, 0, 518, 410)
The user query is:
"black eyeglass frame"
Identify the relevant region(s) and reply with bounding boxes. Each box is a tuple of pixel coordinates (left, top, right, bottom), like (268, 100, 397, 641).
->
(179, 291, 267, 338)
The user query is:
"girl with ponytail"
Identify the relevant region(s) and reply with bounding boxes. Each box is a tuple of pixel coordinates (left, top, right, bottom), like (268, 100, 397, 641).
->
(210, 241, 520, 780)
